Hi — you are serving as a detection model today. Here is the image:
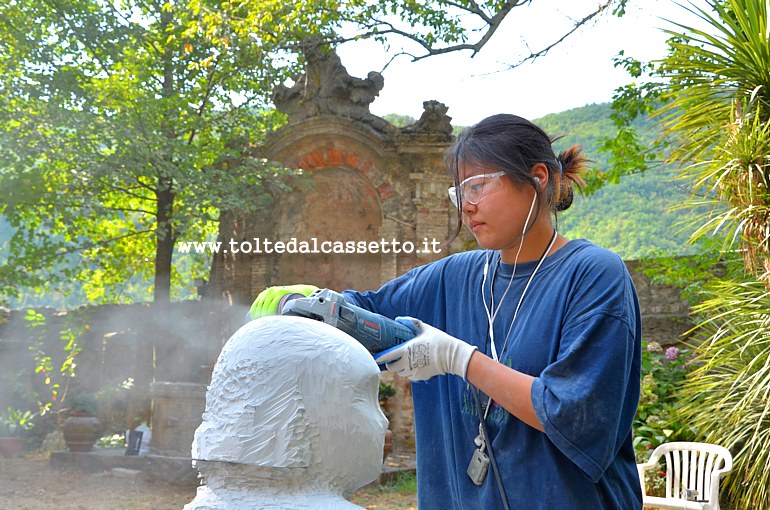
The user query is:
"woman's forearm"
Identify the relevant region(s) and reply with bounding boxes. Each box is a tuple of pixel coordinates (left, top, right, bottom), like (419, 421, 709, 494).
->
(465, 351, 544, 433)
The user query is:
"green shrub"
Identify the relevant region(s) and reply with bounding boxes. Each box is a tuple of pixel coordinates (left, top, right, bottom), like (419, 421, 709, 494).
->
(634, 341, 695, 457)
(378, 381, 396, 400)
(0, 407, 36, 437)
(67, 394, 99, 416)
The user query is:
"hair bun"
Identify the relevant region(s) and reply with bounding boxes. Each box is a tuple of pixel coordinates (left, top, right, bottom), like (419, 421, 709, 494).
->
(552, 146, 588, 212)
(554, 181, 574, 212)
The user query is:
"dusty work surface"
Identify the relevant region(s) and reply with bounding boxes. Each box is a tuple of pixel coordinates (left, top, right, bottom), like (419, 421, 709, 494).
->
(0, 452, 417, 509)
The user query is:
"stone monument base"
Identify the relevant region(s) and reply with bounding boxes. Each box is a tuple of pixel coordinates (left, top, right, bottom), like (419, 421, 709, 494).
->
(49, 448, 199, 486)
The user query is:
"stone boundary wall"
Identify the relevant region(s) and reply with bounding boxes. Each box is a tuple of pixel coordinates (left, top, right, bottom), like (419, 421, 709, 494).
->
(626, 259, 693, 348)
(0, 260, 692, 454)
(0, 300, 243, 437)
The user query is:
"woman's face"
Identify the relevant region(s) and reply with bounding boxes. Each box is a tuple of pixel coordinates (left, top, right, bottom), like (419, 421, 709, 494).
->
(458, 161, 539, 256)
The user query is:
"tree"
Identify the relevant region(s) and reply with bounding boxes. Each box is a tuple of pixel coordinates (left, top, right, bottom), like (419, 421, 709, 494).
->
(0, 0, 292, 304)
(0, 0, 629, 305)
(603, 1, 770, 507)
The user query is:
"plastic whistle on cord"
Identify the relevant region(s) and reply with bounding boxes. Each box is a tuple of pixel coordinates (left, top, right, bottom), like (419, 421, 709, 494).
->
(278, 288, 416, 355)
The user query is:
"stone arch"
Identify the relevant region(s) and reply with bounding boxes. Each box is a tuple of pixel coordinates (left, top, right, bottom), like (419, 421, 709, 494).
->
(263, 117, 404, 222)
(208, 111, 457, 307)
(259, 117, 411, 292)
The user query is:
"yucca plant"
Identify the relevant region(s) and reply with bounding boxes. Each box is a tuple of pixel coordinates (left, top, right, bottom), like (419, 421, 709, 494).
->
(679, 99, 770, 277)
(645, 1, 770, 508)
(658, 0, 770, 276)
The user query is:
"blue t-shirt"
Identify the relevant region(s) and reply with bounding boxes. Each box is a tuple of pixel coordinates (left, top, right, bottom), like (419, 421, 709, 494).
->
(343, 239, 642, 510)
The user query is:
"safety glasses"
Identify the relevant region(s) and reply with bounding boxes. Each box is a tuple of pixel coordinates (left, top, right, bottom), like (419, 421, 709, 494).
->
(448, 171, 506, 208)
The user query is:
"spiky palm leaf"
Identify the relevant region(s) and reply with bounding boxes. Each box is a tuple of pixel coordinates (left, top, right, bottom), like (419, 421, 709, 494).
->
(658, 0, 770, 163)
(658, 0, 770, 275)
(679, 278, 770, 509)
(680, 101, 770, 275)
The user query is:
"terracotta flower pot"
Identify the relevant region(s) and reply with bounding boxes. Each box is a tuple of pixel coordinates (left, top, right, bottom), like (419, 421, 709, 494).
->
(62, 415, 101, 453)
(0, 437, 24, 458)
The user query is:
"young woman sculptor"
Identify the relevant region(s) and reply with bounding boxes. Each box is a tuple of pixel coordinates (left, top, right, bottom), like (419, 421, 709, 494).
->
(250, 113, 643, 509)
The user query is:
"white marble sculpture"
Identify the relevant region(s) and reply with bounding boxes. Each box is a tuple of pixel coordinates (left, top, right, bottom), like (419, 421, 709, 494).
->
(185, 315, 389, 509)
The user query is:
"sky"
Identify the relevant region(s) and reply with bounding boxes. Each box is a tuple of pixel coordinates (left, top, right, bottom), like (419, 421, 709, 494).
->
(336, 0, 707, 126)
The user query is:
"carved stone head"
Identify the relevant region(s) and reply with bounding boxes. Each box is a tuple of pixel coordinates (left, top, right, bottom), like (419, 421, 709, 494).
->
(192, 315, 388, 495)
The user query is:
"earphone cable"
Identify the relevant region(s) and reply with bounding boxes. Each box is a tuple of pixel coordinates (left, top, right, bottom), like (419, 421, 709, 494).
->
(483, 228, 557, 421)
(499, 229, 558, 359)
(483, 190, 539, 361)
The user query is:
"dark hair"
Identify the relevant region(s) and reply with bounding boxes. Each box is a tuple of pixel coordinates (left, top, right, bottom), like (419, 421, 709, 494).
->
(445, 113, 588, 242)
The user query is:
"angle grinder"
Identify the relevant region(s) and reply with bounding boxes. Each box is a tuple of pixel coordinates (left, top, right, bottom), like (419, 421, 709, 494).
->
(278, 288, 416, 354)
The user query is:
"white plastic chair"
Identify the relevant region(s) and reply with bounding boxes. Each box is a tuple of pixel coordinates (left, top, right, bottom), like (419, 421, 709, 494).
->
(637, 442, 733, 510)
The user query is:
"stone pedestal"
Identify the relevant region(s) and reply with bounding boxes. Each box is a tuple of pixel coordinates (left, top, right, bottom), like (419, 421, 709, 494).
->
(150, 381, 206, 457)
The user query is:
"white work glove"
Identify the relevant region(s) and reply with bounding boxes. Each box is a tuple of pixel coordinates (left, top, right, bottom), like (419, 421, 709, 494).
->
(374, 317, 477, 381)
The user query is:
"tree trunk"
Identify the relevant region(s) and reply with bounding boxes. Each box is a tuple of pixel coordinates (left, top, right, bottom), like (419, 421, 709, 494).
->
(154, 176, 174, 304)
(154, 8, 176, 304)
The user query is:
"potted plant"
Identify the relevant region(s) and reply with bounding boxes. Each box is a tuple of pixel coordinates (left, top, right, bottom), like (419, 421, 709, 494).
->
(61, 394, 101, 452)
(0, 407, 35, 458)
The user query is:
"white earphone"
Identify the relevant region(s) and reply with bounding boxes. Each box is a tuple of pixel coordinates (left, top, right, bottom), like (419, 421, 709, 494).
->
(481, 186, 539, 359)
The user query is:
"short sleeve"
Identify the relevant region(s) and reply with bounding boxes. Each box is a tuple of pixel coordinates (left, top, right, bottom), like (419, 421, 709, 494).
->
(531, 301, 639, 482)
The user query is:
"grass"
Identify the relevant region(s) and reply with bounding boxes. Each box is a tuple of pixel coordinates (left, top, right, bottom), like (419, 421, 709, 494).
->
(352, 470, 418, 509)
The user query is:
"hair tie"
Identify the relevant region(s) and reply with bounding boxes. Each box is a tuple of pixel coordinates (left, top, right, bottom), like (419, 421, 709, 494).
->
(556, 159, 563, 174)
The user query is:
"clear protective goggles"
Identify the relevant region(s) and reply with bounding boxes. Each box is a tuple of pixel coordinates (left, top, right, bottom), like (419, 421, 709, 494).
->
(448, 171, 506, 208)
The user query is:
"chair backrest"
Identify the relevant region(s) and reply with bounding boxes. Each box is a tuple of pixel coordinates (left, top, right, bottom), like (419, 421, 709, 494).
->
(653, 442, 733, 502)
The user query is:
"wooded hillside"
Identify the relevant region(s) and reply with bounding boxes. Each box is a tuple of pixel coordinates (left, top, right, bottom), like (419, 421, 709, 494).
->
(535, 103, 703, 259)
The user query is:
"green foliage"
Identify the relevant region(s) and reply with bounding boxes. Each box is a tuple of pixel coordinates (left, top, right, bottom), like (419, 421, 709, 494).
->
(0, 407, 36, 437)
(602, 0, 770, 272)
(378, 381, 397, 400)
(0, 0, 299, 304)
(536, 102, 619, 168)
(678, 277, 770, 510)
(610, 2, 770, 508)
(656, 0, 770, 277)
(638, 236, 745, 305)
(634, 341, 694, 459)
(382, 114, 416, 128)
(535, 103, 714, 260)
(96, 433, 127, 448)
(67, 394, 99, 416)
(378, 470, 417, 494)
(556, 168, 700, 259)
(595, 53, 667, 188)
(657, 0, 770, 164)
(25, 309, 82, 416)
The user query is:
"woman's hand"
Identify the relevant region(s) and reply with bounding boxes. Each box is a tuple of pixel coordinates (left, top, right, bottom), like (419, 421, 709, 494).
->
(374, 317, 477, 381)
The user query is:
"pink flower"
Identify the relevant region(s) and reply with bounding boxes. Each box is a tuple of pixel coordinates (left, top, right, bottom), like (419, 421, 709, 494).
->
(665, 347, 680, 361)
